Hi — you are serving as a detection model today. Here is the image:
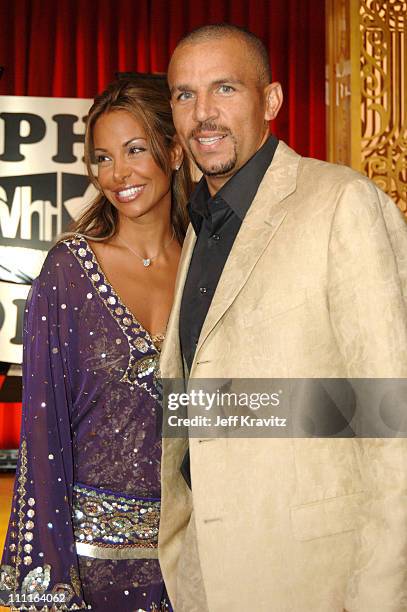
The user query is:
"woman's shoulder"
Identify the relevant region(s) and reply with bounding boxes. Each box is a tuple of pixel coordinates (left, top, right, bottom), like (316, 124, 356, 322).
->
(37, 236, 84, 285)
(26, 236, 94, 323)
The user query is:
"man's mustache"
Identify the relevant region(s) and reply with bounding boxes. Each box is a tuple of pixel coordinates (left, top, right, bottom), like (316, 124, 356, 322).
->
(189, 123, 232, 139)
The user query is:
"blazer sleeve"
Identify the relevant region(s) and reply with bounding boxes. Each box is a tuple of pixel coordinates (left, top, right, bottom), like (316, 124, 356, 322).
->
(327, 177, 407, 612)
(0, 276, 88, 610)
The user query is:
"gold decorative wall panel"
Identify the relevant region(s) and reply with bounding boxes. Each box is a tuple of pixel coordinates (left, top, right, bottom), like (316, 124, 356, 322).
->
(327, 0, 406, 212)
(326, 0, 353, 167)
(360, 0, 406, 209)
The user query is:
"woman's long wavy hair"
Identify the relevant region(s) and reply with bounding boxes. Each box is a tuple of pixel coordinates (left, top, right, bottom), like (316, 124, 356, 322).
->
(66, 78, 193, 244)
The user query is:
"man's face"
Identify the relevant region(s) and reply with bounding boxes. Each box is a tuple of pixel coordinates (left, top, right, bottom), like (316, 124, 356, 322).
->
(168, 36, 281, 193)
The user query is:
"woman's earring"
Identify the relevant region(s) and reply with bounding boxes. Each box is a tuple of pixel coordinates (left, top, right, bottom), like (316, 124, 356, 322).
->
(175, 163, 181, 171)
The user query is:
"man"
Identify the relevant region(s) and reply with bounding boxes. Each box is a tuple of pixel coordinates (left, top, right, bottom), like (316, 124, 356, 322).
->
(158, 24, 407, 612)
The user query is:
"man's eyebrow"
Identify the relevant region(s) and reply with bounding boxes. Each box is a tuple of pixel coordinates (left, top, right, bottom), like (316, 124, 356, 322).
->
(170, 84, 190, 96)
(211, 78, 244, 86)
(170, 78, 244, 96)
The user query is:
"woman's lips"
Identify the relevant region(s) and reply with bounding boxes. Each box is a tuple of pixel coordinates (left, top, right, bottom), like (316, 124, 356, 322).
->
(114, 184, 145, 203)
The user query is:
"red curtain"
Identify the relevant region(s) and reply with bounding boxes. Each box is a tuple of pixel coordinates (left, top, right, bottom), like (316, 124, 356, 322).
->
(0, 0, 326, 158)
(0, 376, 22, 449)
(0, 405, 22, 448)
(0, 0, 326, 449)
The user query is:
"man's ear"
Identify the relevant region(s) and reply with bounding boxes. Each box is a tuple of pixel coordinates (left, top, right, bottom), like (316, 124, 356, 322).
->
(170, 138, 184, 171)
(264, 82, 283, 121)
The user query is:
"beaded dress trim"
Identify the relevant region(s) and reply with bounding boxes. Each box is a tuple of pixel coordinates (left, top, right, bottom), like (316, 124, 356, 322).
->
(65, 235, 163, 399)
(72, 483, 160, 560)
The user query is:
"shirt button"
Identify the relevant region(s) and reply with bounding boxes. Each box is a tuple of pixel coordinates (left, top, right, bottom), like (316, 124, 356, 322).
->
(212, 234, 220, 241)
(199, 287, 208, 294)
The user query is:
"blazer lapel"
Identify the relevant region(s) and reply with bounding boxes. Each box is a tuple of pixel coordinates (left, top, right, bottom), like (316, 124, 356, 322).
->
(193, 141, 300, 364)
(160, 224, 196, 378)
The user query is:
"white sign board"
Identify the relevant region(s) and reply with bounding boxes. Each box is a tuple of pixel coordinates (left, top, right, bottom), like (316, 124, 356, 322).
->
(0, 95, 96, 363)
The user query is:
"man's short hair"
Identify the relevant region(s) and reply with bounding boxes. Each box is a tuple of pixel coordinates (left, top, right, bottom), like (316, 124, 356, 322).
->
(175, 23, 272, 85)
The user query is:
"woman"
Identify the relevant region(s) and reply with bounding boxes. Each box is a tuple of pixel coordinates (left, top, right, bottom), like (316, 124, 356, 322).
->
(0, 79, 193, 611)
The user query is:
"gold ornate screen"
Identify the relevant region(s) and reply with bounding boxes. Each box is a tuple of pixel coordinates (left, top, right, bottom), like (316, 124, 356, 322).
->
(327, 0, 407, 212)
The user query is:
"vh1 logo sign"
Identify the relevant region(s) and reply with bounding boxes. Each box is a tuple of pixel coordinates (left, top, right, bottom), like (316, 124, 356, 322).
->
(0, 95, 96, 363)
(0, 96, 95, 251)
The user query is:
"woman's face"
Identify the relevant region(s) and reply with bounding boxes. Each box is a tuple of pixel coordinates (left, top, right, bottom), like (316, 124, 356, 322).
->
(92, 109, 173, 222)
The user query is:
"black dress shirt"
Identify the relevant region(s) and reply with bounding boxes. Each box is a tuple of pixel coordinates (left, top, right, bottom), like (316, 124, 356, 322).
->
(179, 134, 279, 488)
(180, 134, 279, 371)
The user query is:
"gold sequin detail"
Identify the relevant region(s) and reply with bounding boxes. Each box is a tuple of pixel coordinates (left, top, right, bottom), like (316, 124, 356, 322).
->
(134, 337, 149, 353)
(73, 484, 160, 551)
(70, 566, 82, 597)
(15, 439, 28, 585)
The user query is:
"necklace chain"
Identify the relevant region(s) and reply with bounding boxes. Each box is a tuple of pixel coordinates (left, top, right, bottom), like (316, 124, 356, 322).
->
(116, 228, 175, 268)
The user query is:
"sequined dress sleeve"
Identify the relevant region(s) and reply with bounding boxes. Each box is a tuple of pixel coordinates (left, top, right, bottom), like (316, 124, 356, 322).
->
(1, 238, 171, 612)
(0, 257, 87, 609)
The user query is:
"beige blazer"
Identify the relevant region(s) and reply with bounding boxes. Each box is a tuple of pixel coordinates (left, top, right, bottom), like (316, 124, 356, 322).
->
(158, 141, 407, 612)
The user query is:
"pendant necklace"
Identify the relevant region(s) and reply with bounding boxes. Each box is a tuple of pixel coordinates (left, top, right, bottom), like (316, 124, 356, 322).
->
(116, 228, 175, 268)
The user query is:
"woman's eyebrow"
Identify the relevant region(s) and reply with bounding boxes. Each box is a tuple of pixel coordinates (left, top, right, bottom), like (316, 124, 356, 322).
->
(93, 137, 147, 152)
(123, 137, 147, 147)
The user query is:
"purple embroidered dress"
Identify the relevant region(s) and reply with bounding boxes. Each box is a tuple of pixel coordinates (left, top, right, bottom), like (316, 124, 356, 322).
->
(1, 236, 171, 612)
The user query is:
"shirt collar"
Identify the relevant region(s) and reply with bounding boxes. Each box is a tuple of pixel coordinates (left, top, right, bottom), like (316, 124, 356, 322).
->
(188, 134, 278, 234)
